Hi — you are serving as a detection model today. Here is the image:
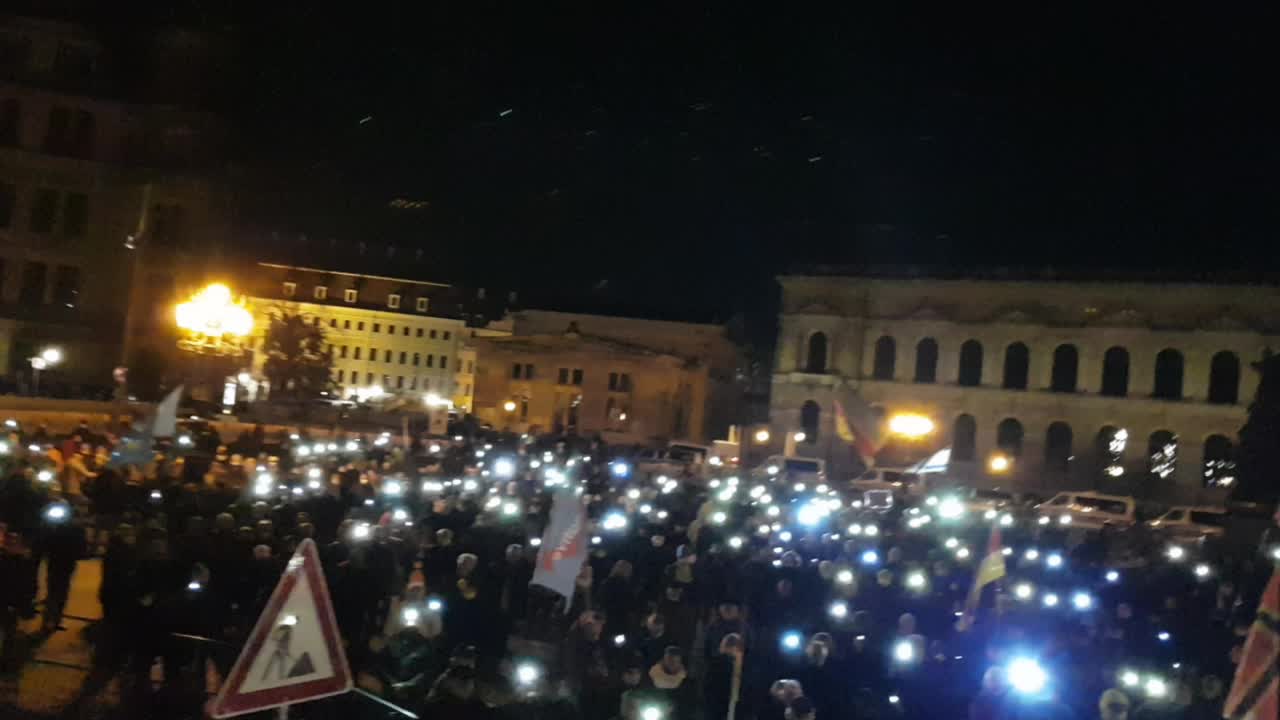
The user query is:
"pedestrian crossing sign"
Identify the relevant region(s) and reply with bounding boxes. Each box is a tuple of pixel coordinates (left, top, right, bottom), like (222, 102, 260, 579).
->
(208, 539, 352, 718)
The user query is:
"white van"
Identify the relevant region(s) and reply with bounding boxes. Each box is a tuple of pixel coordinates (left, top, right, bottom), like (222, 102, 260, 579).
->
(754, 455, 826, 485)
(1036, 491, 1136, 530)
(1147, 506, 1228, 539)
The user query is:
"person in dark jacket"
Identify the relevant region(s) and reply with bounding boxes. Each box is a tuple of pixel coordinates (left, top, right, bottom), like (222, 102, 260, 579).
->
(38, 500, 87, 634)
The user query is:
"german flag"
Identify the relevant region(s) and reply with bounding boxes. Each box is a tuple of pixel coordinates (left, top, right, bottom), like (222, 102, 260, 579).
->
(834, 396, 883, 465)
(961, 524, 1006, 627)
(1224, 568, 1280, 719)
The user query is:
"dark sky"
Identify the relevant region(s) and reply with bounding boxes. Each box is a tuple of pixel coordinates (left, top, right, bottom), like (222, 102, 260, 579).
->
(128, 5, 1280, 320)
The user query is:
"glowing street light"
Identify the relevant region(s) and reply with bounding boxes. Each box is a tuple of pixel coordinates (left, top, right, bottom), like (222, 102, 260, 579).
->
(503, 400, 518, 413)
(888, 413, 935, 439)
(754, 428, 771, 443)
(793, 431, 807, 443)
(175, 283, 253, 353)
(988, 453, 1012, 474)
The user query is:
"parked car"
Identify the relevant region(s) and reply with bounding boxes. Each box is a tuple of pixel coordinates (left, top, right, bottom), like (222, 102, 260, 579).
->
(1036, 491, 1137, 531)
(1147, 505, 1228, 539)
(964, 487, 1016, 516)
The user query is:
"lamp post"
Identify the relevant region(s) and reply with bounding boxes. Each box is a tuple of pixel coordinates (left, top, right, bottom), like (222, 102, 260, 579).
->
(29, 347, 62, 396)
(174, 283, 253, 402)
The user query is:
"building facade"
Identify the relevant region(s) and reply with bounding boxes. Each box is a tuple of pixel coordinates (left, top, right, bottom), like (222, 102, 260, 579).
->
(0, 13, 232, 391)
(770, 272, 1279, 502)
(245, 264, 465, 401)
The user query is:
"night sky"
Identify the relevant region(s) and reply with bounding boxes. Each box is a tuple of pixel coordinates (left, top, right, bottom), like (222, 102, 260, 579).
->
(112, 5, 1280, 321)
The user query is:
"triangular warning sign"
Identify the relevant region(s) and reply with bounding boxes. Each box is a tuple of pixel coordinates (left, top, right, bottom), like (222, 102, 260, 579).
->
(208, 539, 352, 718)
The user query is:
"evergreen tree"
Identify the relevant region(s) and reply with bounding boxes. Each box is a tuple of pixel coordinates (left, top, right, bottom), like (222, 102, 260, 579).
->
(1235, 351, 1280, 503)
(262, 314, 334, 402)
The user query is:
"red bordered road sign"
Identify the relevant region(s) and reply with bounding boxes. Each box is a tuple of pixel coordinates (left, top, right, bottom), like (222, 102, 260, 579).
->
(208, 539, 352, 718)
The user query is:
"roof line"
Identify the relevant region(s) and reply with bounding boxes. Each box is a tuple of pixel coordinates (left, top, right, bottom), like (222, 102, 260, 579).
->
(257, 262, 451, 288)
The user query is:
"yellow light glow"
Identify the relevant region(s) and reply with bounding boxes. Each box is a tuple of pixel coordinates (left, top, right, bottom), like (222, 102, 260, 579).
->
(503, 400, 517, 412)
(175, 283, 253, 339)
(988, 453, 1012, 473)
(888, 413, 935, 439)
(754, 428, 771, 443)
(793, 431, 807, 442)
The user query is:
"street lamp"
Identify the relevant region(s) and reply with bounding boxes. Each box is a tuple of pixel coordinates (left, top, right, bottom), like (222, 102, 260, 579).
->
(793, 431, 807, 443)
(988, 453, 1012, 474)
(174, 283, 254, 355)
(754, 428, 771, 443)
(888, 413, 935, 439)
(503, 400, 517, 413)
(29, 346, 63, 396)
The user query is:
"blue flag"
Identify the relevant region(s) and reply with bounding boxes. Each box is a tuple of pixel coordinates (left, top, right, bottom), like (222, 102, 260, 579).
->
(530, 488, 588, 608)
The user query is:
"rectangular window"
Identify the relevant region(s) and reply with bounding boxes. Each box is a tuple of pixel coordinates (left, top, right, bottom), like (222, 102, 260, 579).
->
(402, 326, 409, 336)
(388, 325, 395, 334)
(61, 192, 87, 236)
(0, 182, 14, 228)
(572, 368, 583, 385)
(524, 364, 534, 380)
(427, 355, 434, 368)
(343, 319, 351, 329)
(366, 372, 374, 384)
(357, 321, 364, 331)
(399, 351, 407, 364)
(558, 368, 569, 385)
(314, 286, 328, 300)
(387, 294, 400, 309)
(382, 374, 390, 387)
(520, 397, 529, 420)
(329, 318, 337, 328)
(609, 372, 618, 391)
(369, 347, 376, 360)
(441, 355, 448, 369)
(339, 345, 348, 359)
(30, 188, 57, 233)
(353, 347, 361, 360)
(621, 373, 632, 391)
(416, 297, 428, 312)
(337, 369, 345, 382)
(344, 289, 357, 303)
(373, 323, 380, 333)
(416, 328, 423, 337)
(413, 353, 420, 366)
(512, 363, 522, 379)
(429, 329, 437, 339)
(19, 261, 46, 305)
(283, 282, 296, 297)
(52, 265, 80, 306)
(443, 331, 451, 340)
(396, 376, 404, 389)
(384, 350, 392, 362)
(410, 377, 417, 390)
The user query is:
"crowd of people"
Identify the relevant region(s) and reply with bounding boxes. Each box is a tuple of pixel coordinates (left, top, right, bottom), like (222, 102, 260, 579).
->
(0, 417, 1274, 719)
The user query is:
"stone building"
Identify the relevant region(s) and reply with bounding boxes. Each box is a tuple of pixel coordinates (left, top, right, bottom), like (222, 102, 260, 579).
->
(0, 13, 233, 390)
(472, 311, 743, 443)
(769, 270, 1279, 502)
(244, 263, 466, 402)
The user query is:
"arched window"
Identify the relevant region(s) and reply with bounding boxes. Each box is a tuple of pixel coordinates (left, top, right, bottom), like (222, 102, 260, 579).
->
(958, 340, 983, 387)
(1147, 430, 1178, 479)
(1044, 422, 1073, 472)
(914, 338, 938, 383)
(1203, 434, 1236, 487)
(1002, 342, 1029, 390)
(996, 418, 1024, 457)
(952, 414, 977, 462)
(1153, 349, 1184, 400)
(1051, 344, 1079, 393)
(805, 332, 828, 374)
(800, 400, 820, 444)
(1101, 347, 1129, 397)
(1208, 351, 1240, 405)
(872, 336, 896, 380)
(1095, 426, 1127, 479)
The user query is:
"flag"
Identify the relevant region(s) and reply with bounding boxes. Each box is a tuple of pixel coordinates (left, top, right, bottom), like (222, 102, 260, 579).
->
(530, 488, 589, 608)
(150, 385, 182, 438)
(834, 396, 884, 464)
(1223, 568, 1280, 719)
(962, 524, 1006, 626)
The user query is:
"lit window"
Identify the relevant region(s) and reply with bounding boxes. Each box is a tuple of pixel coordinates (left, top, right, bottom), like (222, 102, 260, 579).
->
(282, 282, 296, 297)
(314, 286, 327, 300)
(387, 294, 401, 309)
(416, 297, 428, 312)
(343, 289, 357, 303)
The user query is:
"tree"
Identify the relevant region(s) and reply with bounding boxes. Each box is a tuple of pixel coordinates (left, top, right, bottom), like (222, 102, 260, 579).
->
(262, 313, 334, 402)
(1235, 350, 1280, 503)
